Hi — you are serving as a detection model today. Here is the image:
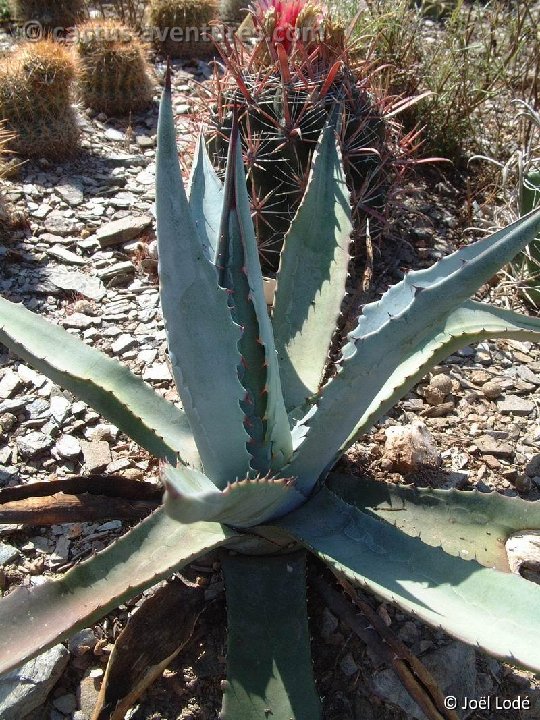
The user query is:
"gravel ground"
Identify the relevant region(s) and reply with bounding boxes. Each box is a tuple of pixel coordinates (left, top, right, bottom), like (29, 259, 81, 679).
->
(1, 51, 540, 720)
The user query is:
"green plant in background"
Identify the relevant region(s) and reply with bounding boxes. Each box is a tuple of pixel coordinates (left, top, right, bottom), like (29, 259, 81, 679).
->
(9, 0, 86, 28)
(2, 67, 540, 718)
(149, 0, 218, 58)
(342, 0, 539, 164)
(76, 19, 155, 117)
(514, 102, 540, 306)
(0, 0, 11, 21)
(0, 39, 80, 160)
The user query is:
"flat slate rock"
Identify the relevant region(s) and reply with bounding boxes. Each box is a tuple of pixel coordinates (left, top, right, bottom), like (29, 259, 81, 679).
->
(95, 216, 152, 248)
(41, 267, 106, 301)
(57, 180, 84, 207)
(48, 245, 87, 266)
(80, 439, 112, 473)
(0, 542, 19, 566)
(498, 395, 535, 416)
(0, 644, 69, 719)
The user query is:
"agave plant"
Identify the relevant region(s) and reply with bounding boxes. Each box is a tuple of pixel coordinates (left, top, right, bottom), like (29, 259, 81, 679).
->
(2, 72, 540, 719)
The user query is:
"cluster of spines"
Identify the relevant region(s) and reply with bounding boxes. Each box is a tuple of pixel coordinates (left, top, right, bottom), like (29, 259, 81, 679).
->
(207, 35, 413, 274)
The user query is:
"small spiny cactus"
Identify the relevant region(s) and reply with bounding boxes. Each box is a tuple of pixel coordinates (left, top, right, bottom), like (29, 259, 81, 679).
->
(76, 20, 155, 116)
(10, 0, 86, 28)
(149, 0, 218, 58)
(0, 39, 79, 160)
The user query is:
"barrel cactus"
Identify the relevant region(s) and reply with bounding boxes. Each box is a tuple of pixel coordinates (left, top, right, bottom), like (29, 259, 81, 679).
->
(208, 0, 406, 274)
(0, 39, 79, 160)
(75, 19, 155, 116)
(1, 69, 540, 719)
(149, 0, 218, 58)
(10, 0, 85, 28)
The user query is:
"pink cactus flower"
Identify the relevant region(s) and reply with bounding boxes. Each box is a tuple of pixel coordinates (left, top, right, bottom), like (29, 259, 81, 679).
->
(253, 0, 323, 53)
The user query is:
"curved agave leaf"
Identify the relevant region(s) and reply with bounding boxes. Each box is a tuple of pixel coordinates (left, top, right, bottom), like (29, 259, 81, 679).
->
(272, 119, 351, 412)
(217, 123, 292, 473)
(163, 464, 304, 527)
(188, 131, 223, 263)
(286, 261, 540, 492)
(221, 552, 321, 720)
(0, 509, 240, 675)
(0, 297, 199, 467)
(156, 72, 251, 487)
(276, 486, 540, 673)
(328, 473, 540, 572)
(349, 208, 540, 342)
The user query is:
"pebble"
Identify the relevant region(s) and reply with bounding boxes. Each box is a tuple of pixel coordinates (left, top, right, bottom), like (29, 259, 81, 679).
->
(57, 179, 84, 207)
(17, 431, 54, 457)
(498, 395, 535, 416)
(0, 369, 22, 400)
(68, 628, 97, 657)
(49, 395, 72, 424)
(429, 373, 453, 395)
(42, 267, 106, 301)
(80, 439, 112, 472)
(526, 455, 540, 477)
(0, 412, 16, 436)
(0, 645, 69, 719)
(97, 520, 122, 532)
(339, 653, 359, 677)
(0, 542, 19, 565)
(61, 312, 99, 329)
(97, 261, 135, 282)
(112, 334, 138, 354)
(54, 434, 82, 459)
(382, 421, 440, 474)
(48, 244, 87, 266)
(518, 365, 540, 385)
(95, 215, 152, 248)
(87, 423, 118, 442)
(481, 380, 503, 399)
(475, 435, 514, 458)
(104, 127, 126, 141)
(17, 365, 44, 387)
(43, 210, 77, 236)
(320, 608, 339, 640)
(77, 671, 101, 718)
(143, 363, 172, 381)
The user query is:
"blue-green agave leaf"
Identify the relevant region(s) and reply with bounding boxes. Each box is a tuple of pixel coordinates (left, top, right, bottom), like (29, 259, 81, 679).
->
(156, 73, 251, 487)
(217, 123, 292, 475)
(337, 299, 540, 456)
(188, 131, 223, 263)
(163, 464, 303, 527)
(285, 210, 540, 490)
(328, 473, 540, 572)
(221, 552, 322, 719)
(0, 509, 240, 675)
(0, 296, 199, 467)
(276, 486, 540, 673)
(273, 119, 351, 412)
